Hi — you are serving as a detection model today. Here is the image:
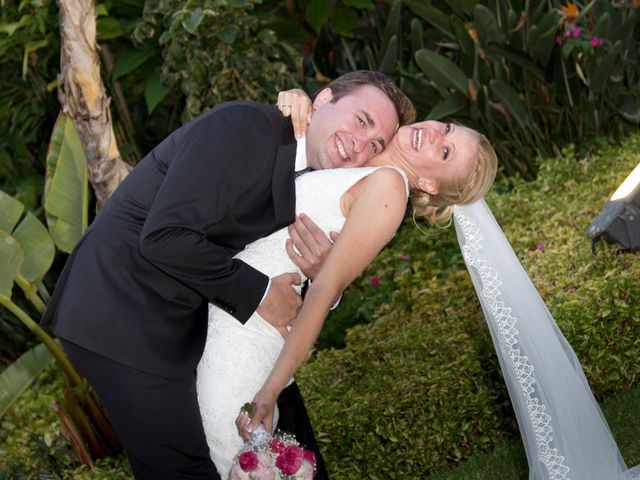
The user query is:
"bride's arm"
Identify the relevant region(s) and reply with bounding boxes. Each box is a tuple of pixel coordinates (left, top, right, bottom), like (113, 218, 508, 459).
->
(247, 168, 408, 433)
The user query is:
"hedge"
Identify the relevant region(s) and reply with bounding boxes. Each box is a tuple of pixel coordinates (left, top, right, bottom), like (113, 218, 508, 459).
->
(296, 132, 640, 478)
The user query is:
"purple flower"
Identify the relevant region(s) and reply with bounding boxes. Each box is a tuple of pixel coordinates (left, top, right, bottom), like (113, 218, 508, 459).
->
(371, 276, 380, 287)
(591, 36, 603, 47)
(555, 35, 563, 45)
(536, 243, 545, 251)
(571, 25, 582, 37)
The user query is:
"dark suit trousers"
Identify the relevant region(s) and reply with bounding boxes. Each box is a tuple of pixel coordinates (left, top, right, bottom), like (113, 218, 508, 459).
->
(61, 340, 328, 479)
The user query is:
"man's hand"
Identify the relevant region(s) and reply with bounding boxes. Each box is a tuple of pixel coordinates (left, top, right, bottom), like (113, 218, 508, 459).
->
(256, 272, 302, 337)
(286, 214, 339, 280)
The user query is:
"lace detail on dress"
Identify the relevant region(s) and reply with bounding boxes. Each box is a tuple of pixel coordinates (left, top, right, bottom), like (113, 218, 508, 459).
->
(197, 166, 409, 479)
(453, 206, 571, 480)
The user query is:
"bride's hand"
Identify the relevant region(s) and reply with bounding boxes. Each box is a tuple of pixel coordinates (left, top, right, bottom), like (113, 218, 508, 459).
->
(246, 388, 278, 437)
(277, 88, 312, 139)
(235, 410, 253, 441)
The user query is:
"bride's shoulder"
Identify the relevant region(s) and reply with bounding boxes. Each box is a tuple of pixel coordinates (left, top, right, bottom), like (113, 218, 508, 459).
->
(364, 166, 409, 197)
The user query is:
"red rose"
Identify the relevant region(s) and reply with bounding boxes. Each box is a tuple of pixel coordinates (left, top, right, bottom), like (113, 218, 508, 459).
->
(239, 451, 259, 472)
(270, 437, 285, 454)
(276, 445, 304, 475)
(303, 449, 317, 466)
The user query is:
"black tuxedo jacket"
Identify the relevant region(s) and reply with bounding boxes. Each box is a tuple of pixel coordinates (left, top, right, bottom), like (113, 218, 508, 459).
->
(42, 102, 298, 378)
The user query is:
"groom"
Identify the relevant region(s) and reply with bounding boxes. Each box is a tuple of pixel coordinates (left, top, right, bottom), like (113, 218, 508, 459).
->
(41, 71, 415, 479)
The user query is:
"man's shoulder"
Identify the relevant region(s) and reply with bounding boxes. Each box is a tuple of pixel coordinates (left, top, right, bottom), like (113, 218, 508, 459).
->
(195, 101, 294, 144)
(201, 101, 278, 123)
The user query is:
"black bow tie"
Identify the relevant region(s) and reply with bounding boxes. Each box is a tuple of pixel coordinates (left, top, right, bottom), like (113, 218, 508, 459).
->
(294, 167, 313, 179)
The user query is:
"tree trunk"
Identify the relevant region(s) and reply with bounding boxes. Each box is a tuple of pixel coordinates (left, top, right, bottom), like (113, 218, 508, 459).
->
(57, 0, 131, 210)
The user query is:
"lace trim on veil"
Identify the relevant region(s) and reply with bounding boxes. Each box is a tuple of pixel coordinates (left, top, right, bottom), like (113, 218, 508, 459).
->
(453, 206, 571, 480)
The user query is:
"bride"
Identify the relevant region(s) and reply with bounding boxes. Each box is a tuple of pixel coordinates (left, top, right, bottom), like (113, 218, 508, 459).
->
(244, 91, 640, 480)
(196, 93, 497, 477)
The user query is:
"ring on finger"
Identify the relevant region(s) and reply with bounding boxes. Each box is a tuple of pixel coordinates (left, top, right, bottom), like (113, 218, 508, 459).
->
(281, 104, 291, 109)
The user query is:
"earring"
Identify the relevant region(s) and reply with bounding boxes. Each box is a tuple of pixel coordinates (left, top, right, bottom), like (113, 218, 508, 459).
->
(418, 180, 425, 189)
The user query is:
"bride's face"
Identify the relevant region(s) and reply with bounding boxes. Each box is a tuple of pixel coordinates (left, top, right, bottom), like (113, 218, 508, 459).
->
(392, 120, 477, 193)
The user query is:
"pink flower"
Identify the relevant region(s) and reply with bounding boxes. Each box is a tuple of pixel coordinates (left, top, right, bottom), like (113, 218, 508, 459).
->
(400, 254, 411, 261)
(591, 36, 603, 47)
(254, 452, 276, 480)
(536, 243, 545, 251)
(270, 437, 285, 454)
(371, 276, 380, 287)
(303, 449, 317, 466)
(239, 451, 259, 472)
(297, 460, 316, 480)
(228, 463, 250, 480)
(276, 445, 304, 475)
(564, 30, 571, 39)
(555, 35, 563, 45)
(571, 25, 582, 37)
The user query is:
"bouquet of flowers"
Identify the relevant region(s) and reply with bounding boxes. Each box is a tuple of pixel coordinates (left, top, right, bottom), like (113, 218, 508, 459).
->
(228, 405, 317, 480)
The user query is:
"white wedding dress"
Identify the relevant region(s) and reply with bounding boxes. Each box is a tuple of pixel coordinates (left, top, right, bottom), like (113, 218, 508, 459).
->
(196, 166, 408, 478)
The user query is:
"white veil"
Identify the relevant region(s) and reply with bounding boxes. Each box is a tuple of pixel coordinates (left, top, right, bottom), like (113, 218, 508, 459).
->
(453, 199, 640, 480)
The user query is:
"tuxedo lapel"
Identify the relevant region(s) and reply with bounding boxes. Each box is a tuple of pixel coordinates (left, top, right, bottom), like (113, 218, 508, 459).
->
(271, 142, 297, 228)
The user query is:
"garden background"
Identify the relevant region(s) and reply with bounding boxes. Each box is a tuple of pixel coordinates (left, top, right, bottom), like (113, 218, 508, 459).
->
(1, 0, 639, 478)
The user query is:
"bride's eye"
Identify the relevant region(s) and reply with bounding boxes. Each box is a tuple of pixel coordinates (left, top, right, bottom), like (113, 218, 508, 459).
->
(445, 123, 451, 135)
(443, 146, 450, 160)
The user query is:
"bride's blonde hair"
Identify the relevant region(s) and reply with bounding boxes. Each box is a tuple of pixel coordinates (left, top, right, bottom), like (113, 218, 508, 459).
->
(411, 132, 497, 226)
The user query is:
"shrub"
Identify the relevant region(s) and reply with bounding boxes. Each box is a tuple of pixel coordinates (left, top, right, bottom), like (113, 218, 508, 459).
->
(133, 0, 301, 122)
(296, 132, 640, 478)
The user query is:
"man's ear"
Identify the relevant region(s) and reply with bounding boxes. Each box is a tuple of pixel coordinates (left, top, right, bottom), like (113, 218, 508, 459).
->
(418, 177, 439, 195)
(312, 88, 333, 112)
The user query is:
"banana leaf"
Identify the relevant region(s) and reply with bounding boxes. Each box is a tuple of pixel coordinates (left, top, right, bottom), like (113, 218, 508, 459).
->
(44, 113, 89, 254)
(12, 211, 55, 282)
(0, 343, 52, 419)
(0, 229, 23, 299)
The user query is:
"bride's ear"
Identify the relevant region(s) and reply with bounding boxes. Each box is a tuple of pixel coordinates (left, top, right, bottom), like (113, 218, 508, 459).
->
(312, 88, 333, 112)
(418, 177, 439, 195)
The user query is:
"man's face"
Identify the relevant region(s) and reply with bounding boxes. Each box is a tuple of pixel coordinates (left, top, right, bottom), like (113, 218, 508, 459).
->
(305, 86, 399, 170)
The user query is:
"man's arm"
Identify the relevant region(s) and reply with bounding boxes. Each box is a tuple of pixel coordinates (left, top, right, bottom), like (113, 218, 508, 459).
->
(138, 104, 293, 323)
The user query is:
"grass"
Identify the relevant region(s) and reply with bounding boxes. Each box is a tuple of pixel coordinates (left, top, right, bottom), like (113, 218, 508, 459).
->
(429, 382, 640, 480)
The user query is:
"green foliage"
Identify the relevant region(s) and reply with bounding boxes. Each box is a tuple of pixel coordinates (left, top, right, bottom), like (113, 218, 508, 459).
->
(0, 343, 52, 419)
(0, 363, 132, 479)
(297, 132, 640, 478)
(0, 364, 73, 478)
(293, 0, 639, 179)
(0, 0, 60, 203)
(132, 0, 301, 122)
(44, 113, 89, 254)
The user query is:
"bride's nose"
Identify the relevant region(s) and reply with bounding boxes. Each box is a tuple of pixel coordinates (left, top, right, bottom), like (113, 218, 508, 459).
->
(428, 128, 443, 144)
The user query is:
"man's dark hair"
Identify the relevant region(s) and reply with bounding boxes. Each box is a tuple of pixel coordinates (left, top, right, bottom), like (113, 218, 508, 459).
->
(313, 70, 416, 126)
